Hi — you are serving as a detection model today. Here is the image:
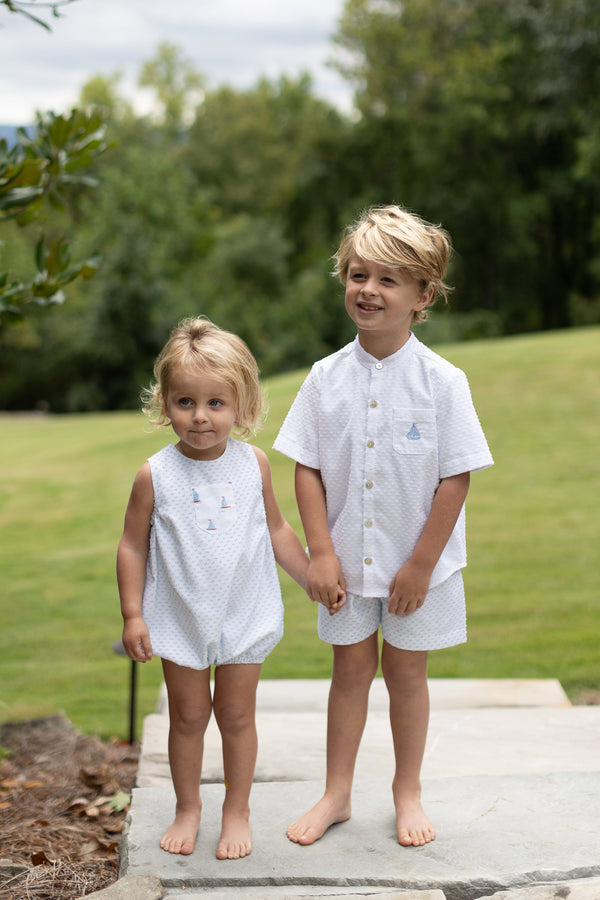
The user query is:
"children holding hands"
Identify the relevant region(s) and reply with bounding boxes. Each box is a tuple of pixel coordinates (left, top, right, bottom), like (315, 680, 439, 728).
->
(118, 202, 492, 862)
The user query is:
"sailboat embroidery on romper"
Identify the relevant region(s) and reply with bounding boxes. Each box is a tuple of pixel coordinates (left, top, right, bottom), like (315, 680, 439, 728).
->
(406, 423, 421, 441)
(192, 482, 236, 534)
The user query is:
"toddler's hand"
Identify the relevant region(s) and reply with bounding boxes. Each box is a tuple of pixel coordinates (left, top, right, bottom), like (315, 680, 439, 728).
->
(327, 585, 346, 615)
(122, 617, 153, 662)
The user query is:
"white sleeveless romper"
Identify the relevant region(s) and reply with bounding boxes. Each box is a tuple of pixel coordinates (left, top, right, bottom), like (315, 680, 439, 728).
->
(141, 439, 283, 669)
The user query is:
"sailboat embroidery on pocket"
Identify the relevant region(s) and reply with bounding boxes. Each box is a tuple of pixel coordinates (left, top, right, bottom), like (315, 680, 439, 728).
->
(406, 423, 421, 441)
(192, 482, 236, 533)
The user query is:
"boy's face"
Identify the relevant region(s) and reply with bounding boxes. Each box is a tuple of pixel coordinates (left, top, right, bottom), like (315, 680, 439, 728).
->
(344, 254, 432, 356)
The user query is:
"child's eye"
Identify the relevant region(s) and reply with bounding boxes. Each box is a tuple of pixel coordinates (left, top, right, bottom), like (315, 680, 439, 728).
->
(179, 397, 193, 407)
(208, 398, 223, 408)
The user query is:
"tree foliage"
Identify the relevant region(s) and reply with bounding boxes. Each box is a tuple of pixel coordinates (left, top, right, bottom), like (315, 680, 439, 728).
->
(139, 42, 205, 135)
(0, 1, 110, 325)
(0, 0, 78, 30)
(0, 109, 110, 322)
(1, 0, 599, 411)
(333, 0, 600, 332)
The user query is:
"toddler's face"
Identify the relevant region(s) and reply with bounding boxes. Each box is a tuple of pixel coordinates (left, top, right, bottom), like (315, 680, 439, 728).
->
(165, 366, 237, 460)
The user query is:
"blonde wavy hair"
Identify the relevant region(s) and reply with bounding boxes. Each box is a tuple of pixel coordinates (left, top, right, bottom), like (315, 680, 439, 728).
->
(142, 317, 265, 438)
(333, 205, 453, 323)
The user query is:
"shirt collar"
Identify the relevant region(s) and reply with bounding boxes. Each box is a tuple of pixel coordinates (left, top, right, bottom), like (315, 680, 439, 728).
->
(353, 333, 418, 369)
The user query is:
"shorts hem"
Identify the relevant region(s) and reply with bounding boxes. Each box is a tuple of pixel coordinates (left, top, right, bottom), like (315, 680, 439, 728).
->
(156, 646, 277, 669)
(383, 629, 468, 652)
(318, 624, 379, 647)
(218, 655, 268, 666)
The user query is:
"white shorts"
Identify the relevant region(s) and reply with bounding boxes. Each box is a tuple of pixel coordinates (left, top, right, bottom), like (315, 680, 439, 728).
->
(318, 570, 467, 651)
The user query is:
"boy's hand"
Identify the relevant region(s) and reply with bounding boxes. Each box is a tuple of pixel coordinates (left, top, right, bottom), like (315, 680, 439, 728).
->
(122, 616, 153, 662)
(388, 561, 431, 617)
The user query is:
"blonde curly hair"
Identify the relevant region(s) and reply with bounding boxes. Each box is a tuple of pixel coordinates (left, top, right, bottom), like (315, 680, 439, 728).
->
(142, 317, 265, 439)
(333, 205, 453, 323)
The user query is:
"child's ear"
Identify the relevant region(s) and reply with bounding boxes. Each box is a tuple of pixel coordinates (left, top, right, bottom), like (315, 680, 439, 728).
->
(416, 285, 435, 309)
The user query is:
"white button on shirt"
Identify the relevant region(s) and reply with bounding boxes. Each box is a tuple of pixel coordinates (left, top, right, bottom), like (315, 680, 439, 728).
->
(274, 334, 493, 597)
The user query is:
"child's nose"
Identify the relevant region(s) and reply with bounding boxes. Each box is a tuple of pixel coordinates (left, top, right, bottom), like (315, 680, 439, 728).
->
(361, 277, 378, 295)
(192, 406, 208, 423)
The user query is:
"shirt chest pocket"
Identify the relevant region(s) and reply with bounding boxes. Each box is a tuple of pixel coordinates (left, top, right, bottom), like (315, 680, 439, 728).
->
(392, 409, 437, 456)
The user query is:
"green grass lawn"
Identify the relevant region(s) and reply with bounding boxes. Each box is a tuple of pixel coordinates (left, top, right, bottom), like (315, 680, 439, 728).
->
(1, 326, 598, 739)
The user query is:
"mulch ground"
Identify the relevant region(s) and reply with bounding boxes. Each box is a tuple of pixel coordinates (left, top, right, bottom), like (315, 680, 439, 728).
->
(0, 715, 139, 900)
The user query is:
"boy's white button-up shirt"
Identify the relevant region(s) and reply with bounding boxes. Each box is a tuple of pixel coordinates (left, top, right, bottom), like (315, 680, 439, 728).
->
(273, 334, 493, 597)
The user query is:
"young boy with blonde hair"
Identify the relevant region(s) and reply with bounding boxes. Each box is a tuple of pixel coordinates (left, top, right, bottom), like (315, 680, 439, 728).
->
(274, 205, 493, 847)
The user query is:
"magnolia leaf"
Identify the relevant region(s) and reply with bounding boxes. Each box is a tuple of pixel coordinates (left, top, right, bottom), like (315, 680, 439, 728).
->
(107, 790, 131, 812)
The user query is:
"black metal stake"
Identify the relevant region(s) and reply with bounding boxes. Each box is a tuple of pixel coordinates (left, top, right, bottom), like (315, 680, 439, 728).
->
(128, 658, 137, 745)
(112, 639, 139, 745)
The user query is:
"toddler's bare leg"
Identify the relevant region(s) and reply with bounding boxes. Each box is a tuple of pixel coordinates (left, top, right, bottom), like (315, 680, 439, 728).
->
(161, 659, 212, 855)
(212, 662, 262, 860)
(382, 644, 435, 846)
(287, 633, 379, 845)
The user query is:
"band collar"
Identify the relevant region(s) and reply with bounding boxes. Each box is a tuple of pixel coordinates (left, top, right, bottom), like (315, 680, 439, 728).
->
(353, 333, 417, 370)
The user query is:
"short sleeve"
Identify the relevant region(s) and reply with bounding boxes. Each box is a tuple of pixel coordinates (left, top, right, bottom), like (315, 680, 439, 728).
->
(436, 369, 494, 478)
(273, 368, 322, 469)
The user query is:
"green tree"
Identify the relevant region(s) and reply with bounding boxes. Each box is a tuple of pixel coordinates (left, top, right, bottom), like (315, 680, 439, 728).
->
(79, 72, 135, 123)
(0, 68, 208, 410)
(1, 2, 111, 326)
(69, 113, 213, 409)
(333, 0, 600, 332)
(0, 109, 110, 324)
(182, 73, 358, 370)
(139, 42, 205, 136)
(186, 75, 346, 223)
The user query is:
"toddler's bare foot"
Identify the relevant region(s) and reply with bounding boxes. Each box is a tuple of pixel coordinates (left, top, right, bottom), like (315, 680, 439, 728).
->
(216, 807, 252, 860)
(286, 794, 351, 845)
(160, 803, 202, 855)
(393, 784, 435, 847)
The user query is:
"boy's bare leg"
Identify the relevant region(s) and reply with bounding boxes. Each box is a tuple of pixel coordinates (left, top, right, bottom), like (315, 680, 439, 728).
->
(381, 643, 435, 846)
(287, 633, 379, 845)
(213, 662, 262, 860)
(161, 659, 212, 855)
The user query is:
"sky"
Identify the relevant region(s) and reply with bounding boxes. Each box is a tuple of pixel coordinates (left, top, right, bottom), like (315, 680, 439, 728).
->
(1, 0, 352, 126)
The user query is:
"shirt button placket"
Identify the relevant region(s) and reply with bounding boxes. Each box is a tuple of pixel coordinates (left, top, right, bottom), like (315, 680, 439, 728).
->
(363, 362, 382, 589)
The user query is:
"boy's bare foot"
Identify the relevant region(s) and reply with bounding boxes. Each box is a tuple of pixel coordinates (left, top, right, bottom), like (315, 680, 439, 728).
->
(393, 785, 435, 847)
(216, 808, 252, 859)
(160, 803, 202, 855)
(286, 794, 351, 845)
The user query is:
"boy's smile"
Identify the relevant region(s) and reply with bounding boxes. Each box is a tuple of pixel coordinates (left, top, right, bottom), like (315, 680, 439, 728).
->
(344, 254, 432, 357)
